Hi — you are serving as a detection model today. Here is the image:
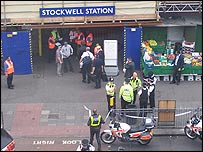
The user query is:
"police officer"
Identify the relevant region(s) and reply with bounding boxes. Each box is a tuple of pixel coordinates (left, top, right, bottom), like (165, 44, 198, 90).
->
(129, 72, 142, 104)
(76, 139, 95, 151)
(138, 82, 150, 117)
(105, 77, 116, 112)
(91, 54, 104, 89)
(147, 71, 157, 108)
(119, 78, 134, 109)
(87, 109, 105, 151)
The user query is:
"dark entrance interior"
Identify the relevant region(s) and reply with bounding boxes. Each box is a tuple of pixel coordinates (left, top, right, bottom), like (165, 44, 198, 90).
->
(32, 27, 125, 75)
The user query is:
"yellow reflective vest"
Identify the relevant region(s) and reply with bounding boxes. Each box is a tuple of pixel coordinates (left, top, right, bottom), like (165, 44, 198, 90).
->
(129, 77, 142, 91)
(90, 115, 101, 127)
(119, 83, 134, 102)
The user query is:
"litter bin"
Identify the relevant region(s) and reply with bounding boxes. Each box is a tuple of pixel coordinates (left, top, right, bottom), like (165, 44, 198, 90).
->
(125, 104, 137, 125)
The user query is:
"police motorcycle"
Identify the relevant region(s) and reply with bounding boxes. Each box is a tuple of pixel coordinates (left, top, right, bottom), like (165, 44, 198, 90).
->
(100, 109, 156, 145)
(184, 107, 202, 140)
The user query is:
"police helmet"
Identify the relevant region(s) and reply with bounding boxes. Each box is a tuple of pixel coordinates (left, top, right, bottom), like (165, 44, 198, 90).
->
(109, 77, 114, 82)
(81, 139, 89, 147)
(148, 71, 154, 78)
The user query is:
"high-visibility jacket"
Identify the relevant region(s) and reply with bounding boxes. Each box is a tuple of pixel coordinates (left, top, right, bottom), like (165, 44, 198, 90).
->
(119, 83, 134, 102)
(129, 77, 142, 91)
(4, 60, 14, 75)
(90, 115, 101, 127)
(75, 32, 85, 45)
(48, 36, 55, 49)
(105, 82, 116, 96)
(51, 30, 60, 41)
(86, 33, 93, 46)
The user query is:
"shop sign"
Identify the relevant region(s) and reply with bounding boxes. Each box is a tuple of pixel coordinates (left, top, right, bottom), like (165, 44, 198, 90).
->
(40, 6, 115, 17)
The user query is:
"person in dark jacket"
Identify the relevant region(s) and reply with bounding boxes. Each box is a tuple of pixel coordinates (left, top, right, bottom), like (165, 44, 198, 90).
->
(87, 109, 105, 151)
(91, 54, 104, 89)
(124, 57, 135, 79)
(170, 50, 184, 85)
(138, 83, 150, 117)
(78, 41, 86, 61)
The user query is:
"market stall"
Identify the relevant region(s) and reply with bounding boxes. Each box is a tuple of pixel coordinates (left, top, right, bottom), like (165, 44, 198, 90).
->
(141, 39, 202, 80)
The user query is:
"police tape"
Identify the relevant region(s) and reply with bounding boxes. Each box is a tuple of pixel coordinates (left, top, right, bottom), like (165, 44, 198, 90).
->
(114, 110, 193, 119)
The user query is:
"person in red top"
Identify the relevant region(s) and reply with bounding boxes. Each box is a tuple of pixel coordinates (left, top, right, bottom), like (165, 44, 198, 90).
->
(48, 33, 56, 63)
(4, 56, 15, 89)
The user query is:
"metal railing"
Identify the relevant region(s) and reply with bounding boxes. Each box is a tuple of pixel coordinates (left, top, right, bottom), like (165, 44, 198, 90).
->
(106, 107, 202, 129)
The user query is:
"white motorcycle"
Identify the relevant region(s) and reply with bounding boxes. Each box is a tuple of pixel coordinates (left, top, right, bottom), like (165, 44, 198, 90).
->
(184, 108, 202, 140)
(100, 109, 156, 145)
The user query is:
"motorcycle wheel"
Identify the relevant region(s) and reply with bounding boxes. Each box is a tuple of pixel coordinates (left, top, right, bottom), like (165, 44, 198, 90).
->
(138, 139, 151, 145)
(184, 126, 197, 139)
(100, 132, 116, 144)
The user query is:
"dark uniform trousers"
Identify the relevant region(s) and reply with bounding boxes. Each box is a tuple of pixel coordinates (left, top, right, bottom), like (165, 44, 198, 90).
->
(139, 89, 148, 117)
(89, 127, 101, 151)
(82, 62, 92, 82)
(149, 85, 155, 108)
(95, 70, 102, 88)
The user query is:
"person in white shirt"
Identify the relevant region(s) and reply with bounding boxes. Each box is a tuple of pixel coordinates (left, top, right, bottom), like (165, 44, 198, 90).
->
(79, 47, 94, 83)
(61, 41, 74, 73)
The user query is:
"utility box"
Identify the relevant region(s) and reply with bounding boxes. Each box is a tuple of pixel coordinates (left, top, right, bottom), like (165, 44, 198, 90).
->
(158, 100, 176, 127)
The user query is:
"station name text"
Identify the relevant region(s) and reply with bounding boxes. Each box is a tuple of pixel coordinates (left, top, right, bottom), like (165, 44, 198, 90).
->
(40, 6, 115, 17)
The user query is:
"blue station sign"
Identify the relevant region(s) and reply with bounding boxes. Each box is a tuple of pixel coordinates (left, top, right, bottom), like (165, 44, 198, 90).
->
(40, 6, 115, 17)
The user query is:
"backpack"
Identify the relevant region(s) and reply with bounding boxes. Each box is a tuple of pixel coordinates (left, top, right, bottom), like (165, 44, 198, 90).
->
(83, 52, 92, 65)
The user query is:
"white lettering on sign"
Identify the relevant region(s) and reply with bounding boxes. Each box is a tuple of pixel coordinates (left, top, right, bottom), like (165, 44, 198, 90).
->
(40, 6, 115, 17)
(33, 140, 55, 145)
(62, 140, 81, 145)
(85, 7, 114, 15)
(32, 140, 81, 145)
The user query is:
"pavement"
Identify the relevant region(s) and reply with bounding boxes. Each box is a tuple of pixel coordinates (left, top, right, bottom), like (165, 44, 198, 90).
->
(1, 56, 202, 142)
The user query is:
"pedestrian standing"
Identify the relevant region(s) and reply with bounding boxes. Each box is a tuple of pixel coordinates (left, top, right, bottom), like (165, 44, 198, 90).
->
(119, 78, 134, 109)
(123, 57, 135, 79)
(91, 54, 104, 89)
(4, 56, 15, 89)
(80, 47, 94, 83)
(96, 47, 105, 66)
(147, 71, 157, 108)
(129, 72, 142, 105)
(61, 41, 74, 73)
(47, 33, 56, 63)
(87, 109, 105, 151)
(138, 83, 150, 117)
(170, 50, 184, 85)
(105, 77, 116, 112)
(55, 45, 63, 77)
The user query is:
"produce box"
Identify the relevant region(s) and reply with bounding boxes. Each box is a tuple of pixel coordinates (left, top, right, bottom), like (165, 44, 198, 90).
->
(142, 63, 202, 76)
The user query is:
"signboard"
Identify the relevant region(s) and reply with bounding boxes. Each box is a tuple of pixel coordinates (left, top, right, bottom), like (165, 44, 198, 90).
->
(40, 6, 115, 17)
(104, 40, 117, 66)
